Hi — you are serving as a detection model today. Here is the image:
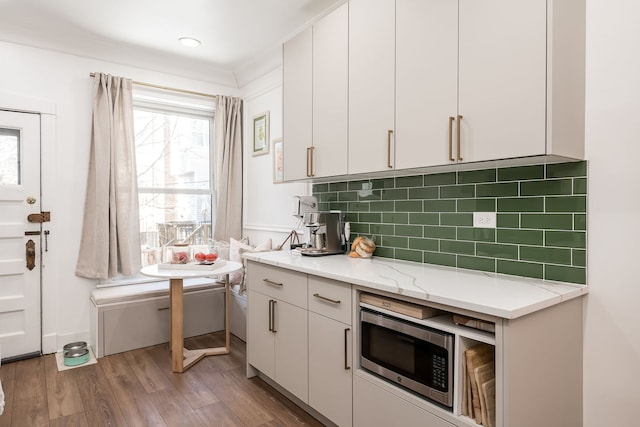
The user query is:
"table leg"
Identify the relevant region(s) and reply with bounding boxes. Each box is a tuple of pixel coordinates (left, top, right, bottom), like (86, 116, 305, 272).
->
(225, 273, 231, 352)
(170, 278, 184, 373)
(170, 273, 232, 373)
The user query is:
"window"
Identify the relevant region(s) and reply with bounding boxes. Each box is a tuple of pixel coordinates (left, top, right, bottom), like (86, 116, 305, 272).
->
(134, 101, 215, 267)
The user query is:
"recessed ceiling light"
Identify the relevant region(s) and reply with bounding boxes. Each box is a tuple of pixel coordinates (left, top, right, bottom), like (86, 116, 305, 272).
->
(178, 37, 201, 47)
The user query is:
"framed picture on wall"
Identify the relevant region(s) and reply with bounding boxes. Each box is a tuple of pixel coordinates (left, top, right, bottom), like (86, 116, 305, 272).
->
(272, 137, 283, 183)
(252, 111, 270, 156)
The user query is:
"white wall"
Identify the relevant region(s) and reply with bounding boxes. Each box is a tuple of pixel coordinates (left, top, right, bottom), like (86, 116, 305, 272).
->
(0, 41, 239, 351)
(240, 64, 310, 248)
(583, 0, 640, 425)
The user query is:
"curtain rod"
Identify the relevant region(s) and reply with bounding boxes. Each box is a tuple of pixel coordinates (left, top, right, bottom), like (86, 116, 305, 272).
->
(89, 72, 218, 99)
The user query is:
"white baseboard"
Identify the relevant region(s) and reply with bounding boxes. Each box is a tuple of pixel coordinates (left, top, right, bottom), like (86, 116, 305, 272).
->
(52, 331, 90, 354)
(42, 333, 58, 355)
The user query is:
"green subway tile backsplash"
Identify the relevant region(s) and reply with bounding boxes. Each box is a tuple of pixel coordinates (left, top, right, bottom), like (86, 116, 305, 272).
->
(396, 175, 424, 188)
(409, 238, 439, 251)
(497, 197, 544, 212)
(424, 172, 456, 186)
(457, 227, 496, 242)
(312, 161, 587, 284)
(441, 213, 473, 227)
(382, 212, 408, 224)
(409, 212, 440, 225)
(476, 182, 519, 197)
(498, 165, 544, 181)
(520, 179, 573, 196)
(440, 185, 476, 199)
(409, 187, 439, 200)
(458, 256, 496, 273)
(395, 200, 423, 212)
(546, 196, 587, 213)
(546, 161, 587, 178)
(395, 249, 423, 263)
(459, 168, 497, 184)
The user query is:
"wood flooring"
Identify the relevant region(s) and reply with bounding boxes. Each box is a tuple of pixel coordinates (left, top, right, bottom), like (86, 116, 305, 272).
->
(0, 333, 323, 427)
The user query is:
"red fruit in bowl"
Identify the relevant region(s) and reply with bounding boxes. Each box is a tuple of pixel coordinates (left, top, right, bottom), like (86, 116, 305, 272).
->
(194, 252, 206, 262)
(205, 253, 218, 261)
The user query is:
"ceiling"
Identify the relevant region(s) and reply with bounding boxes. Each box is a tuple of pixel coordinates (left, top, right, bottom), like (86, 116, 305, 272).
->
(0, 0, 343, 87)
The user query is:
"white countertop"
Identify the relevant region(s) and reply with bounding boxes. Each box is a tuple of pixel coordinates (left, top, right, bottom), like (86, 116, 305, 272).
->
(243, 251, 587, 319)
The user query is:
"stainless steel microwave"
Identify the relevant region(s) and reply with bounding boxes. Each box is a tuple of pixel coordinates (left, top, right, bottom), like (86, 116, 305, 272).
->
(360, 307, 454, 408)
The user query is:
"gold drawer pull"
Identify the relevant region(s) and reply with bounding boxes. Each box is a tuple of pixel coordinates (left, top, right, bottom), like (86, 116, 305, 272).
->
(448, 116, 455, 161)
(344, 328, 351, 370)
(313, 293, 341, 305)
(263, 278, 283, 287)
(457, 114, 463, 161)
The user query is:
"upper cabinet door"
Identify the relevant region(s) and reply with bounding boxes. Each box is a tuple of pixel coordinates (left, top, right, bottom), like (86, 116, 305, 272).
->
(458, 0, 547, 163)
(313, 3, 349, 178)
(348, 0, 396, 175)
(395, 0, 458, 170)
(283, 27, 313, 181)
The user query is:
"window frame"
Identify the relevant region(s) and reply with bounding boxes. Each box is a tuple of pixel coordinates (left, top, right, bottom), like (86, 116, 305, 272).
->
(98, 90, 216, 287)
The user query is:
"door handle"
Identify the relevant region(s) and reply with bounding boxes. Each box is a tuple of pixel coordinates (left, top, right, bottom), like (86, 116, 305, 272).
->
(26, 239, 36, 271)
(457, 115, 463, 161)
(387, 130, 394, 169)
(271, 300, 277, 333)
(448, 116, 455, 161)
(344, 328, 351, 370)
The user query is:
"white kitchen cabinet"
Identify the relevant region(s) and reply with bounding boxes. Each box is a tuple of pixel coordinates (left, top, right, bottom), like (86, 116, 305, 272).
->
(457, 0, 546, 163)
(397, 0, 584, 168)
(246, 263, 309, 402)
(282, 4, 348, 181)
(348, 0, 396, 174)
(282, 26, 312, 181)
(247, 290, 276, 378)
(354, 294, 583, 427)
(354, 374, 455, 427)
(308, 276, 353, 427)
(395, 0, 458, 169)
(312, 2, 348, 178)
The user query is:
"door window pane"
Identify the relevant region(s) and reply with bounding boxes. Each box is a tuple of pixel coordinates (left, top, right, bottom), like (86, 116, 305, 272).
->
(0, 128, 20, 185)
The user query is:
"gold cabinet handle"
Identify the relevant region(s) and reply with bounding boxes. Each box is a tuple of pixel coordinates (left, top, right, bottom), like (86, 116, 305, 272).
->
(344, 328, 351, 370)
(271, 300, 277, 333)
(268, 299, 275, 332)
(263, 278, 283, 287)
(306, 147, 311, 177)
(313, 293, 341, 305)
(457, 115, 463, 161)
(387, 130, 394, 169)
(448, 116, 455, 161)
(309, 146, 315, 177)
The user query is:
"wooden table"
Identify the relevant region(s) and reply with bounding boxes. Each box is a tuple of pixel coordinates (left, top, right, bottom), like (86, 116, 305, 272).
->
(141, 261, 243, 373)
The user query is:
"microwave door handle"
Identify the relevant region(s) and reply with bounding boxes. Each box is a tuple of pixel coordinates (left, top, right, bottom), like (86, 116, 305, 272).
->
(362, 310, 449, 348)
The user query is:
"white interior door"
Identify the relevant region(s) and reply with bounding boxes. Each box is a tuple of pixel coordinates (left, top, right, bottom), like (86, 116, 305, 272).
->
(0, 110, 41, 361)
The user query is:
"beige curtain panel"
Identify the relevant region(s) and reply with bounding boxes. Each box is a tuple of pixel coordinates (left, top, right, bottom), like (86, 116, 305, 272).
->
(214, 95, 243, 242)
(75, 73, 141, 279)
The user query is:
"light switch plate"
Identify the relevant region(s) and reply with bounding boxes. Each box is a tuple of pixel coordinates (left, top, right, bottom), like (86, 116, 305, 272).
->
(473, 212, 497, 228)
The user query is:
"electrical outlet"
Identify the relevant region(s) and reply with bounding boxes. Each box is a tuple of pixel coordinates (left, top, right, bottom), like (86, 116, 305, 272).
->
(473, 212, 497, 228)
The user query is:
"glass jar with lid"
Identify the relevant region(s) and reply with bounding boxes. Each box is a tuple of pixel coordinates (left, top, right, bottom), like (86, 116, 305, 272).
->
(169, 243, 191, 264)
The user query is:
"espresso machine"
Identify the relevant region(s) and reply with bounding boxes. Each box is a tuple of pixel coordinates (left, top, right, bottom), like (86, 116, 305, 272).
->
(301, 211, 347, 256)
(289, 196, 347, 256)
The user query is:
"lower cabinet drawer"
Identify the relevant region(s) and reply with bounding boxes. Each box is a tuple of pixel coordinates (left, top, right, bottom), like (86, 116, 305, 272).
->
(308, 276, 352, 324)
(101, 289, 224, 356)
(247, 261, 307, 308)
(353, 374, 455, 427)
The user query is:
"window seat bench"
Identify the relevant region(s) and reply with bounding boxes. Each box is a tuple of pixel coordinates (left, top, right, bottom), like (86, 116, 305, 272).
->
(89, 278, 226, 358)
